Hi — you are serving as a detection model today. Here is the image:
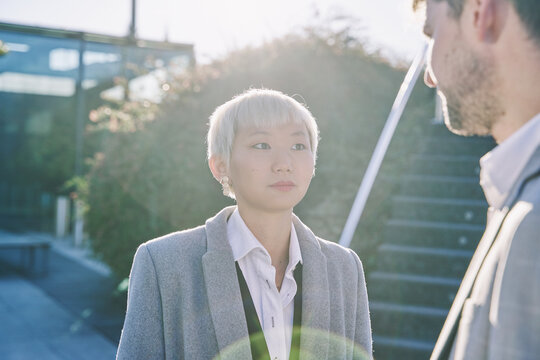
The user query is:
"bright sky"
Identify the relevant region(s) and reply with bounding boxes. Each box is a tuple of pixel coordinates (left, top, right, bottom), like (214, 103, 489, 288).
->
(0, 0, 426, 64)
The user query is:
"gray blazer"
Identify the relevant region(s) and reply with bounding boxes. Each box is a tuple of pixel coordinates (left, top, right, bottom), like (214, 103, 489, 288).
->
(432, 146, 540, 360)
(116, 206, 372, 360)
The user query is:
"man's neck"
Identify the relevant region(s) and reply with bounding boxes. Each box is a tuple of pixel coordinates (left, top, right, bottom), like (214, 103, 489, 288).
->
(491, 109, 539, 144)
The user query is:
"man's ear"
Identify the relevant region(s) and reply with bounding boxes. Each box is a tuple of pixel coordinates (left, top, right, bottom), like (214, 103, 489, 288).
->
(208, 155, 228, 181)
(473, 0, 503, 43)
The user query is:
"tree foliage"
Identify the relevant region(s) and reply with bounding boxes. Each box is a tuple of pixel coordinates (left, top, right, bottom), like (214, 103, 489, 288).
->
(86, 23, 434, 279)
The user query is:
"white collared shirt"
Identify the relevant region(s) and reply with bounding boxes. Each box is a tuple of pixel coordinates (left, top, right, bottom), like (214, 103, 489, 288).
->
(479, 113, 540, 209)
(227, 209, 303, 360)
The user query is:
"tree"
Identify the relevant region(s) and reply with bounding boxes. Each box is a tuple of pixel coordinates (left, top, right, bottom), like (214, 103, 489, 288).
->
(86, 23, 433, 279)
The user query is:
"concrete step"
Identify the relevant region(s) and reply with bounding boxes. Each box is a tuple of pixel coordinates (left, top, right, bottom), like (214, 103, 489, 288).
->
(391, 196, 487, 225)
(368, 272, 460, 309)
(370, 301, 447, 343)
(384, 219, 483, 250)
(375, 244, 473, 279)
(367, 123, 494, 358)
(418, 137, 495, 156)
(399, 175, 484, 199)
(409, 154, 481, 177)
(373, 335, 433, 360)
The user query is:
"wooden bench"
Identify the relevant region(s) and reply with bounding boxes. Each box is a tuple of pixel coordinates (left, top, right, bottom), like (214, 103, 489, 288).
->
(0, 237, 51, 275)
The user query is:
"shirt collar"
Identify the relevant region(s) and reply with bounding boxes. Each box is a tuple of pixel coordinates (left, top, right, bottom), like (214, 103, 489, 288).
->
(479, 113, 540, 209)
(226, 208, 303, 267)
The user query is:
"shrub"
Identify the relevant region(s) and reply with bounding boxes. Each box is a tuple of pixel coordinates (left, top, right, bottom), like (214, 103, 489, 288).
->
(86, 24, 433, 279)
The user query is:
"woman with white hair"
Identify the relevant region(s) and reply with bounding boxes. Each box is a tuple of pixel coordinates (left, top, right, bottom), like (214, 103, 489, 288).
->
(116, 89, 372, 360)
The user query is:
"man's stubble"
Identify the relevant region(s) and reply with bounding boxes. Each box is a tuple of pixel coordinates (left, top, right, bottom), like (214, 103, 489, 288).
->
(438, 41, 504, 137)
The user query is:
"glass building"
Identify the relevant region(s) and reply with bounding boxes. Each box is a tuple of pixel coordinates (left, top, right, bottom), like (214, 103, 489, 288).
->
(0, 22, 194, 232)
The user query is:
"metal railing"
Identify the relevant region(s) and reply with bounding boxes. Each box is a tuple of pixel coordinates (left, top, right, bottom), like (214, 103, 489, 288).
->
(339, 43, 429, 248)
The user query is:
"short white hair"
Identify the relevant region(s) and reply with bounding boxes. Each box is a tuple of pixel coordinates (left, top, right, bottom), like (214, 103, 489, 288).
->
(207, 88, 319, 169)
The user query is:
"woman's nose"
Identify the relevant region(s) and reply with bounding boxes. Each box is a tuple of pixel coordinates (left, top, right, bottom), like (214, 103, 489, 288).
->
(272, 151, 292, 173)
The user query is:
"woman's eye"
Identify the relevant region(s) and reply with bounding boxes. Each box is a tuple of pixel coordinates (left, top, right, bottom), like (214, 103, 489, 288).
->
(253, 143, 270, 149)
(292, 143, 306, 150)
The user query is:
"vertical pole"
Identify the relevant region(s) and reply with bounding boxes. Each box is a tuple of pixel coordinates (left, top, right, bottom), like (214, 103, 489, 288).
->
(74, 39, 86, 247)
(74, 39, 86, 177)
(55, 196, 70, 238)
(123, 0, 137, 101)
(74, 199, 84, 247)
(130, 0, 137, 40)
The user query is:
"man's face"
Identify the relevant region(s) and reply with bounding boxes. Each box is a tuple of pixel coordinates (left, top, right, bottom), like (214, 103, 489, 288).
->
(423, 0, 503, 136)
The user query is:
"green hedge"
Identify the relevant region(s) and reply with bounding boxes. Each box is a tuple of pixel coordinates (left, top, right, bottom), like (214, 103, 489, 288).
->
(86, 28, 434, 279)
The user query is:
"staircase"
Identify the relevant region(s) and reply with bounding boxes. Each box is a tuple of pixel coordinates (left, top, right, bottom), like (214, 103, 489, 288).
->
(369, 123, 496, 360)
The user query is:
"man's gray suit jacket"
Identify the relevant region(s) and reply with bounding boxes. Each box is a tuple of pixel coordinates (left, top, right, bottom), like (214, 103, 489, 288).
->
(116, 206, 373, 360)
(432, 146, 540, 360)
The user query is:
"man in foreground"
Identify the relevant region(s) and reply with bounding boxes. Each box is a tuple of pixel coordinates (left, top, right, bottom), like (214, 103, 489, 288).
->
(414, 0, 540, 359)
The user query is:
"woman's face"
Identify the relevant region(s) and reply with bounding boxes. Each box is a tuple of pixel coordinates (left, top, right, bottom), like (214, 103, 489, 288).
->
(227, 121, 315, 215)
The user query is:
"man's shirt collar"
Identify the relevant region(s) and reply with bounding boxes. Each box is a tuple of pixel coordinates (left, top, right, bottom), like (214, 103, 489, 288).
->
(479, 113, 540, 209)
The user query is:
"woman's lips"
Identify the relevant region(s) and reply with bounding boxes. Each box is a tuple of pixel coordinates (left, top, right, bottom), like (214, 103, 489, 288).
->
(270, 181, 296, 191)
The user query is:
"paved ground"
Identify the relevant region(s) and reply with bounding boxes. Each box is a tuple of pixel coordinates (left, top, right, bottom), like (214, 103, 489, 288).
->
(0, 231, 125, 360)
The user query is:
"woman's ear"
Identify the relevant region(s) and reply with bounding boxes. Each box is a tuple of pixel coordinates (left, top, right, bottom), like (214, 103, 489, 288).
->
(208, 155, 228, 181)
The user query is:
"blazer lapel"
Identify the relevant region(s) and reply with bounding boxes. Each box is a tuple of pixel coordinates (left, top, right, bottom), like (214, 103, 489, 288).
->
(202, 207, 252, 359)
(293, 216, 330, 360)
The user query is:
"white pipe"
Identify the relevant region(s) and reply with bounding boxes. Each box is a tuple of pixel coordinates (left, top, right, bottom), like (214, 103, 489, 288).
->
(55, 196, 70, 238)
(339, 43, 428, 248)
